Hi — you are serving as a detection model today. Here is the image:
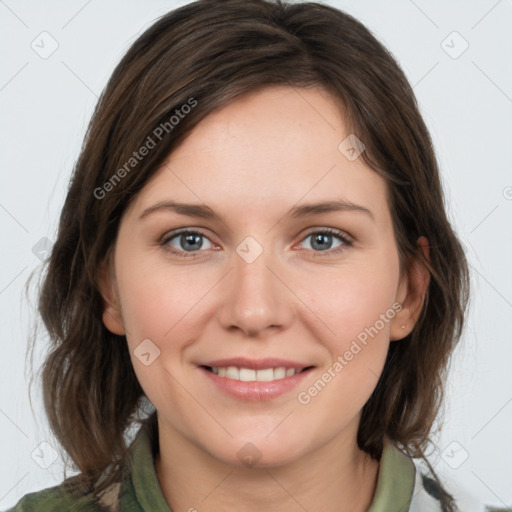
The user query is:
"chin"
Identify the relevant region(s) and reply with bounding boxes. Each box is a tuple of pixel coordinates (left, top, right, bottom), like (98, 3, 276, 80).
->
(207, 435, 304, 469)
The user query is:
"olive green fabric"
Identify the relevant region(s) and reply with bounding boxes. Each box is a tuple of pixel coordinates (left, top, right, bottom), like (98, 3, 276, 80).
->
(5, 420, 417, 511)
(368, 436, 415, 512)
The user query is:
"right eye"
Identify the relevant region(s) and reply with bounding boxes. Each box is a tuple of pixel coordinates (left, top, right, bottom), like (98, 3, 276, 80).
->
(161, 229, 215, 257)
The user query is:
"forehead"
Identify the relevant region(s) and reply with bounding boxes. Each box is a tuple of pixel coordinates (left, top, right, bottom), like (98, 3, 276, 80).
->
(128, 85, 390, 224)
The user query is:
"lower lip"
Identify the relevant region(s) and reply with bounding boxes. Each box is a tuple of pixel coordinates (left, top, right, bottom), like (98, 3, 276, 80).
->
(200, 367, 314, 401)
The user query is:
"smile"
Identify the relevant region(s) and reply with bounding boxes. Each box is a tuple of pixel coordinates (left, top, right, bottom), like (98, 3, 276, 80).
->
(199, 360, 315, 401)
(204, 366, 305, 381)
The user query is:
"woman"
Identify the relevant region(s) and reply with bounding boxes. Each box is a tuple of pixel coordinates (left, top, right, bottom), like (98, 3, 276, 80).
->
(9, 0, 491, 510)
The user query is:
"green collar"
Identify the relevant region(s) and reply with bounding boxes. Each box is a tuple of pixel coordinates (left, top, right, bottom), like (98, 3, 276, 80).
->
(127, 418, 172, 511)
(126, 419, 415, 511)
(367, 436, 416, 511)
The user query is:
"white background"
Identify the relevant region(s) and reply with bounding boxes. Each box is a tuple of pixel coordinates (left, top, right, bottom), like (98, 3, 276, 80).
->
(1, 0, 511, 509)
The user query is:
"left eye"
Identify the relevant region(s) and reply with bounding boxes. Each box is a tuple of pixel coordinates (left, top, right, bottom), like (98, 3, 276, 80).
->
(298, 230, 350, 252)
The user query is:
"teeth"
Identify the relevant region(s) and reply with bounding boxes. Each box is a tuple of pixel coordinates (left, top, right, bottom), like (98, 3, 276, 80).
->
(209, 366, 302, 382)
(256, 368, 274, 381)
(274, 367, 286, 379)
(239, 368, 256, 381)
(226, 366, 239, 379)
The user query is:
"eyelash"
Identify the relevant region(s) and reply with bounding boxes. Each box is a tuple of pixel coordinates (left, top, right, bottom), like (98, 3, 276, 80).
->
(160, 228, 353, 259)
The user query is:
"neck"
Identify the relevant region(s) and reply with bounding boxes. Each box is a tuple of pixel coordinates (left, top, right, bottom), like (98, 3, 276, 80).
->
(154, 419, 380, 512)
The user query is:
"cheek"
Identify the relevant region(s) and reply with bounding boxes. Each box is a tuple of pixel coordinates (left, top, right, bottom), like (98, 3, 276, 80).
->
(305, 256, 400, 344)
(114, 260, 206, 409)
(295, 259, 398, 411)
(116, 252, 212, 342)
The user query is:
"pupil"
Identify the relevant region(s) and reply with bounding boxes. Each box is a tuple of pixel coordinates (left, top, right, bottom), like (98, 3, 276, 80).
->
(312, 233, 331, 251)
(182, 233, 202, 251)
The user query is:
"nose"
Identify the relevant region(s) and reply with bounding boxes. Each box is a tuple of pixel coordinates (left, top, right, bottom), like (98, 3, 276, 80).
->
(217, 245, 295, 337)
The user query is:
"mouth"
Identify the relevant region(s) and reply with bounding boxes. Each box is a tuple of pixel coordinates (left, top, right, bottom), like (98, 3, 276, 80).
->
(201, 365, 314, 382)
(198, 359, 315, 401)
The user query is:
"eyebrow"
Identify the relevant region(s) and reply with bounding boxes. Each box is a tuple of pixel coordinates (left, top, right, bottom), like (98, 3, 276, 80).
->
(138, 199, 374, 222)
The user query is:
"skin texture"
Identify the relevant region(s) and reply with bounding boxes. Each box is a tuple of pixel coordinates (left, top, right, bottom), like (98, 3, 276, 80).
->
(99, 85, 430, 512)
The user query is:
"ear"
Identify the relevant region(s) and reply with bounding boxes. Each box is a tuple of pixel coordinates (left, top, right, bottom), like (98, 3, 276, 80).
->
(390, 236, 430, 341)
(97, 256, 126, 336)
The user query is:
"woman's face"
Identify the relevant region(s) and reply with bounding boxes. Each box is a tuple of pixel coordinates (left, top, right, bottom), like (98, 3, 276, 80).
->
(101, 85, 424, 467)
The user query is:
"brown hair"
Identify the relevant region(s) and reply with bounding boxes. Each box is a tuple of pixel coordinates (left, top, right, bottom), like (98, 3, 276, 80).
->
(26, 0, 470, 509)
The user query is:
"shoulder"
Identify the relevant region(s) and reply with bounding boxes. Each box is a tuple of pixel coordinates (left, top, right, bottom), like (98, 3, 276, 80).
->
(3, 481, 110, 512)
(409, 457, 506, 512)
(4, 417, 156, 512)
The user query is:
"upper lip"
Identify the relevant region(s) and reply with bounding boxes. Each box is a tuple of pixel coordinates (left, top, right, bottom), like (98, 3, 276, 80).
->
(200, 357, 314, 371)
